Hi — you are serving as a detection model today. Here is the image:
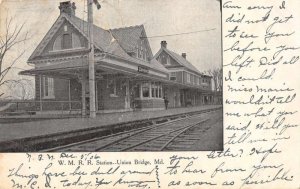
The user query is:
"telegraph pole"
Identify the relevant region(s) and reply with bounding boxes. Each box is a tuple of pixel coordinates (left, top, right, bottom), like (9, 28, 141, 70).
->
(88, 0, 96, 118)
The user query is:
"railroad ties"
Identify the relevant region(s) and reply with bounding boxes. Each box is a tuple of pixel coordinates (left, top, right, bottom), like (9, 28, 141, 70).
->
(45, 108, 221, 152)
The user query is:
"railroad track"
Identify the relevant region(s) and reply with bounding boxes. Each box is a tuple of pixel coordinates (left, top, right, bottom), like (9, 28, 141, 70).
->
(45, 109, 220, 152)
(0, 107, 221, 152)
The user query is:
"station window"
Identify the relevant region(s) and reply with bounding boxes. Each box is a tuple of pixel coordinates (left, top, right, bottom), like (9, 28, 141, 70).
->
(141, 40, 147, 61)
(192, 75, 194, 83)
(136, 40, 148, 61)
(151, 84, 157, 98)
(151, 82, 162, 98)
(191, 74, 194, 84)
(133, 84, 140, 98)
(43, 76, 54, 99)
(187, 73, 191, 83)
(160, 54, 167, 65)
(142, 83, 150, 98)
(159, 87, 162, 98)
(139, 82, 163, 99)
(140, 41, 143, 59)
(170, 72, 176, 81)
(108, 79, 117, 97)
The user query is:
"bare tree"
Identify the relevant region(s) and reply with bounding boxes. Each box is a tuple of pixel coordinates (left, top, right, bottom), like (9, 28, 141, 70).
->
(3, 79, 34, 100)
(0, 15, 29, 99)
(207, 67, 222, 92)
(205, 67, 222, 105)
(217, 67, 223, 91)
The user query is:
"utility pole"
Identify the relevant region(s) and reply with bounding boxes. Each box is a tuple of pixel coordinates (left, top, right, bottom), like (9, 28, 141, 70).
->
(88, 0, 96, 118)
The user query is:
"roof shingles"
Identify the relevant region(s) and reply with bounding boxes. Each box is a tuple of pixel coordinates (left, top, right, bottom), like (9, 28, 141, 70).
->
(162, 48, 203, 75)
(109, 25, 144, 53)
(57, 15, 169, 74)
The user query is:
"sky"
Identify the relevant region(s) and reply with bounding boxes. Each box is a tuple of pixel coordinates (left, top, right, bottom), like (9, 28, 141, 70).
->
(0, 0, 221, 97)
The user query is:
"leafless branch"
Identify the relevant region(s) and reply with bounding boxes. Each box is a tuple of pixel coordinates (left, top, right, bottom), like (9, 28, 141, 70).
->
(0, 50, 26, 84)
(1, 78, 34, 100)
(207, 67, 222, 92)
(0, 14, 30, 99)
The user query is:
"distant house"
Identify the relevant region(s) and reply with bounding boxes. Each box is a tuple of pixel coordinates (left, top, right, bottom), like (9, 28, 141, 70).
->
(154, 41, 213, 107)
(20, 1, 215, 115)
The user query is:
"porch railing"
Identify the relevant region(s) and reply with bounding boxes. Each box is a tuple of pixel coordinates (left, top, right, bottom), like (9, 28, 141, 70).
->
(0, 100, 82, 117)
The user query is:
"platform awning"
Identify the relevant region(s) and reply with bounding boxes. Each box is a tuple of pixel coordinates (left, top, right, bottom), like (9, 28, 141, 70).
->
(20, 55, 211, 92)
(19, 59, 88, 79)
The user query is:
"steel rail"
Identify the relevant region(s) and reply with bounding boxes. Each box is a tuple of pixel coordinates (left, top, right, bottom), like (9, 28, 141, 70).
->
(43, 108, 220, 152)
(117, 119, 209, 152)
(45, 114, 194, 152)
(159, 119, 209, 151)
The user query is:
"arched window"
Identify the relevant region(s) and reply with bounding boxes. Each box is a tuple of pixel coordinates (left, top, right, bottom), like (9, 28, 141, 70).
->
(53, 35, 62, 51)
(53, 33, 82, 51)
(62, 33, 72, 49)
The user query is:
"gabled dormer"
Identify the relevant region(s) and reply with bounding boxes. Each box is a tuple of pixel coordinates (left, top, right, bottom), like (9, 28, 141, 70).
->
(154, 41, 204, 75)
(154, 41, 184, 68)
(154, 40, 211, 87)
(43, 20, 88, 54)
(110, 25, 153, 62)
(28, 1, 90, 63)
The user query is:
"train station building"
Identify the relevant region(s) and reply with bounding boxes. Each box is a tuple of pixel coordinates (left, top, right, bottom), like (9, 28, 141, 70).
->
(20, 1, 215, 115)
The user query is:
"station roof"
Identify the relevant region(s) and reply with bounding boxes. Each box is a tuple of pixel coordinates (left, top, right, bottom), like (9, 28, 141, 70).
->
(164, 48, 203, 75)
(154, 47, 211, 77)
(110, 25, 147, 53)
(27, 13, 168, 76)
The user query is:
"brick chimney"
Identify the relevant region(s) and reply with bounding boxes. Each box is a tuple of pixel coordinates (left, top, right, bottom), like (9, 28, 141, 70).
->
(161, 41, 167, 48)
(182, 53, 186, 59)
(59, 1, 76, 16)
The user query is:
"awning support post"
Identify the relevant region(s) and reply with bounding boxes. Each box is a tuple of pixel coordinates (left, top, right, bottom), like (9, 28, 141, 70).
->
(88, 0, 96, 118)
(125, 79, 130, 109)
(81, 72, 87, 117)
(39, 75, 43, 111)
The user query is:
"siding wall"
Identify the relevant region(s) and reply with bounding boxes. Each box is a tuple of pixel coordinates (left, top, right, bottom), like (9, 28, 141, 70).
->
(134, 99, 164, 109)
(35, 76, 71, 111)
(183, 72, 187, 83)
(176, 71, 183, 83)
(97, 79, 126, 110)
(35, 76, 40, 101)
(165, 87, 181, 108)
(70, 79, 81, 109)
(33, 75, 213, 112)
(156, 51, 181, 67)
